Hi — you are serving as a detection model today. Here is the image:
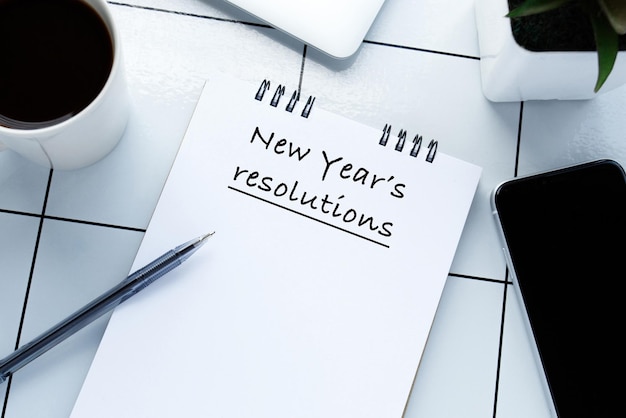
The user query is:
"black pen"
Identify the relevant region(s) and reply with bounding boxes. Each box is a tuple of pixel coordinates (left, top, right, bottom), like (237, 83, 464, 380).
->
(0, 232, 214, 384)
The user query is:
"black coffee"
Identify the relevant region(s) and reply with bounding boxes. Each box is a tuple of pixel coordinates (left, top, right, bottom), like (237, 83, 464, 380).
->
(0, 0, 113, 130)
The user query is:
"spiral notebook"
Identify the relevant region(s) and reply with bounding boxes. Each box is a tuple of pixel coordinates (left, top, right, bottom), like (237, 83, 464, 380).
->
(71, 75, 481, 418)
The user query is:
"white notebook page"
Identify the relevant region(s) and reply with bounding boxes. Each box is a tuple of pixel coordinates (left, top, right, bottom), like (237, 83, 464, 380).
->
(71, 75, 481, 418)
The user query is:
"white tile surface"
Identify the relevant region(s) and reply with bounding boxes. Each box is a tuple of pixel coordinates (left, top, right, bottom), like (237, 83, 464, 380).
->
(368, 0, 480, 57)
(0, 214, 39, 349)
(520, 87, 626, 174)
(496, 286, 555, 418)
(405, 276, 505, 417)
(1, 0, 625, 417)
(0, 158, 50, 214)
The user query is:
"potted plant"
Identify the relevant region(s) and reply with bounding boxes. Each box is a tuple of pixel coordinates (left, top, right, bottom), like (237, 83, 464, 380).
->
(475, 0, 626, 101)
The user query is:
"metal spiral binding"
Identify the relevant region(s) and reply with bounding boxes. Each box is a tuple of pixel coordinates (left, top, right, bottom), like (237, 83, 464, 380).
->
(379, 123, 438, 163)
(254, 81, 437, 161)
(255, 79, 315, 118)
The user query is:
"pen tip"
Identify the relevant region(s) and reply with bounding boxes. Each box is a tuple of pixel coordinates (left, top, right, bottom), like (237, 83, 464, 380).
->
(191, 232, 214, 249)
(201, 231, 215, 242)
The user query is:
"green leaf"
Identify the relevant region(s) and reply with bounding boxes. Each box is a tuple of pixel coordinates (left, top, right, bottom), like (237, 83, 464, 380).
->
(507, 0, 573, 17)
(588, 1, 620, 91)
(599, 0, 626, 34)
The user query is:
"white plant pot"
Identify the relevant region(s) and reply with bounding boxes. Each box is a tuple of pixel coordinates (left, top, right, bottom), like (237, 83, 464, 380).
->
(475, 0, 626, 102)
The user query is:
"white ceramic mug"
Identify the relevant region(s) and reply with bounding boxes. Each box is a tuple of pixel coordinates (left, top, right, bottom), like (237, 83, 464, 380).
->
(0, 0, 128, 170)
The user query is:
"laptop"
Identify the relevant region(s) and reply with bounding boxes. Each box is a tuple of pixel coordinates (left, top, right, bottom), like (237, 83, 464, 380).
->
(224, 0, 387, 58)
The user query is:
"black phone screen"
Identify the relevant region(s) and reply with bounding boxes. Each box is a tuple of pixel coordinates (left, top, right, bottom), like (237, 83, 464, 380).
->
(494, 160, 626, 417)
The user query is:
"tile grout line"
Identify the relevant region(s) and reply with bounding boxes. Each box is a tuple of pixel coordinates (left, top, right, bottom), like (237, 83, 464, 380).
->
(491, 271, 510, 418)
(1, 169, 53, 418)
(514, 101, 524, 177)
(448, 272, 508, 285)
(0, 209, 145, 233)
(364, 39, 481, 60)
(108, 1, 272, 29)
(43, 215, 146, 233)
(491, 101, 524, 417)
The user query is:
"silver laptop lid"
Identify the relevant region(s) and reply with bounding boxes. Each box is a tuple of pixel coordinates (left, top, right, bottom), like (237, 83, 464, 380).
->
(224, 0, 387, 58)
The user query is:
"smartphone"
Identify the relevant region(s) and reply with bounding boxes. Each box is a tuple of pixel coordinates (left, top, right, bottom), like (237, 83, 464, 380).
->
(492, 159, 626, 417)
